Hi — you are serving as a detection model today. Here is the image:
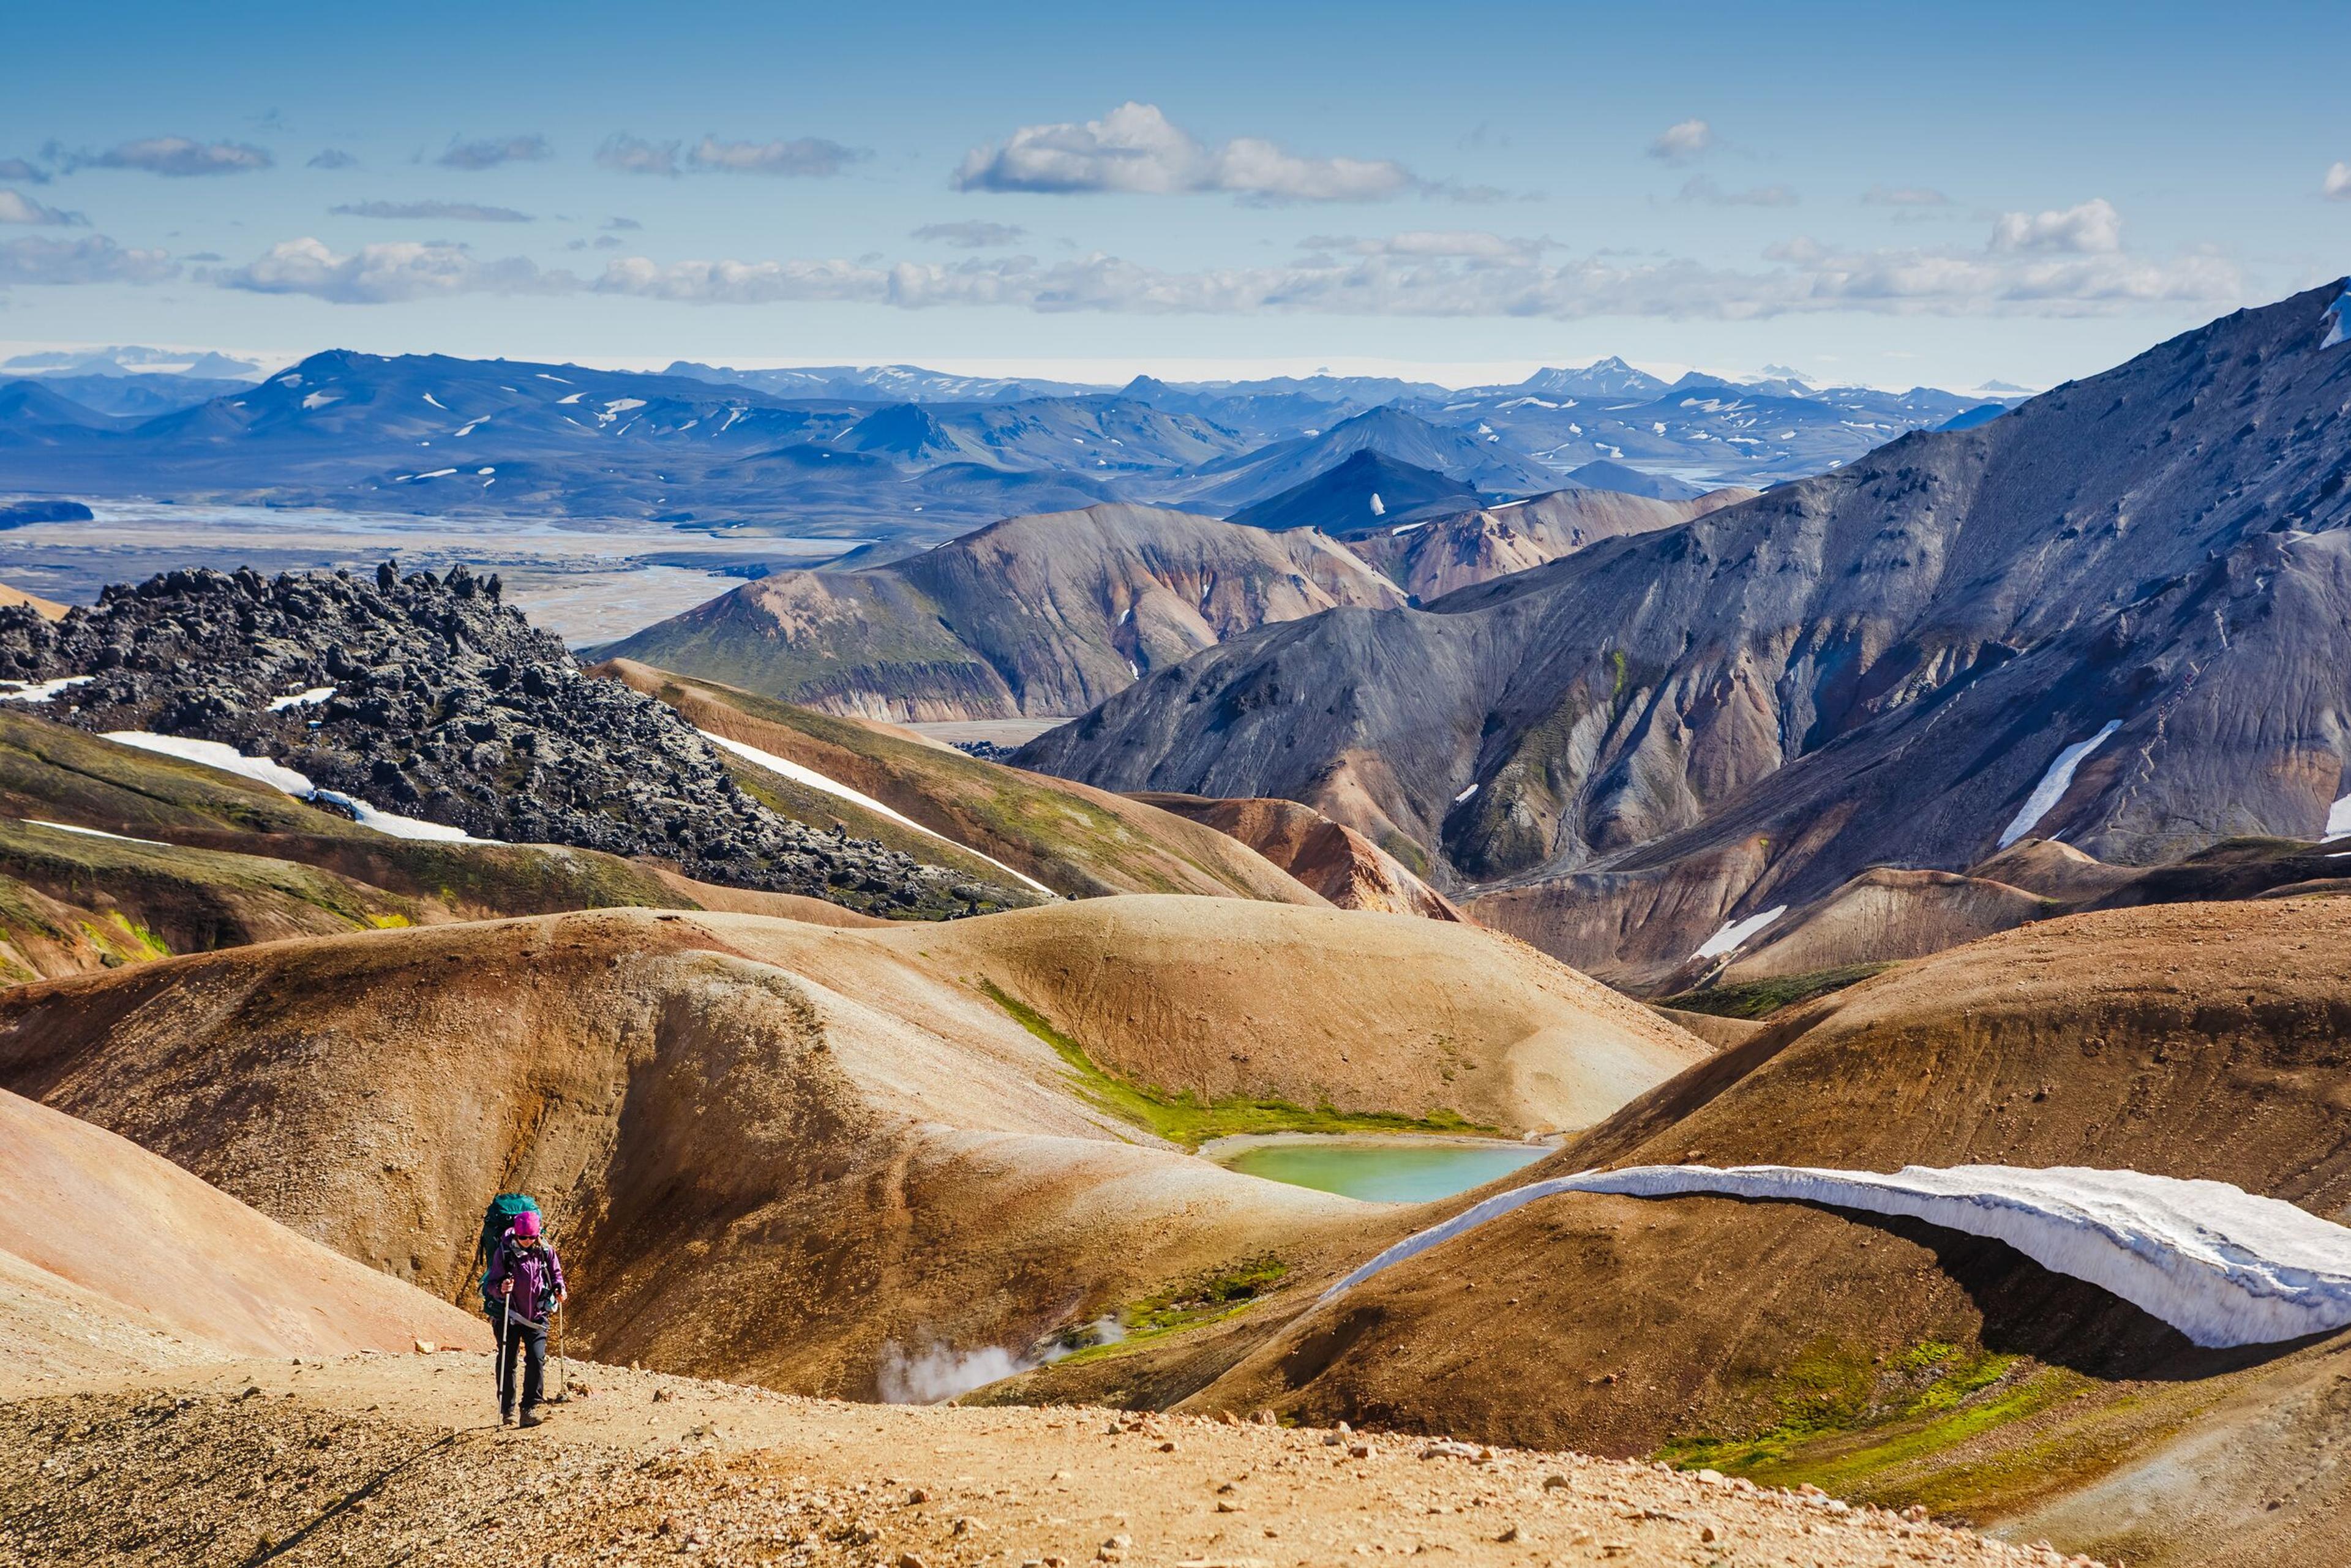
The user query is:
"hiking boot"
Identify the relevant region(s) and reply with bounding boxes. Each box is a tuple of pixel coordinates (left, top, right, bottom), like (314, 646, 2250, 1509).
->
(499, 1408, 514, 1427)
(519, 1409, 546, 1428)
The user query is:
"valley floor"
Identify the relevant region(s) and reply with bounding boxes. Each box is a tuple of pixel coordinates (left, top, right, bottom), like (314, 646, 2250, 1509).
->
(0, 1352, 2080, 1568)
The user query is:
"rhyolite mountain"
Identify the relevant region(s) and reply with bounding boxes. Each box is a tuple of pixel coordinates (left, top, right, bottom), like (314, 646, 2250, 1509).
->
(594, 503, 1406, 721)
(1018, 282, 2351, 981)
(0, 563, 1035, 917)
(1344, 484, 1758, 601)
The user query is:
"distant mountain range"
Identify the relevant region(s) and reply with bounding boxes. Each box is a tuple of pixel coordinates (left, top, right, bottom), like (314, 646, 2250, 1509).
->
(1016, 282, 2351, 981)
(0, 348, 2020, 541)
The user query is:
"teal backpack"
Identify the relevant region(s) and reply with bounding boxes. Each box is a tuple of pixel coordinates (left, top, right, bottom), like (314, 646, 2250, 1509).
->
(478, 1193, 540, 1269)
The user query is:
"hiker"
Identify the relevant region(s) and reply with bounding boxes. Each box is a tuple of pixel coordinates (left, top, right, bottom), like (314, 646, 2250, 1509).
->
(482, 1207, 568, 1427)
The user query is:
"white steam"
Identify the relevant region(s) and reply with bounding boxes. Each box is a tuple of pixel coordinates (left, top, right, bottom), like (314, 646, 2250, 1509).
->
(875, 1317, 1127, 1405)
(877, 1343, 1030, 1405)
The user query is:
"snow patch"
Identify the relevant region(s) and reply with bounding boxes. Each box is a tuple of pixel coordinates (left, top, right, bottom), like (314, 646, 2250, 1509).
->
(301, 391, 340, 410)
(697, 730, 1054, 896)
(1390, 520, 1428, 536)
(23, 819, 169, 847)
(1453, 784, 1479, 804)
(2323, 285, 2350, 351)
(555, 391, 585, 405)
(1368, 492, 1387, 518)
(99, 732, 498, 843)
(266, 686, 337, 711)
(534, 373, 571, 384)
(408, 468, 457, 481)
(1692, 904, 1787, 961)
(422, 392, 446, 410)
(0, 676, 93, 704)
(1318, 1162, 2351, 1349)
(451, 419, 487, 438)
(2328, 790, 2351, 841)
(1998, 720, 2122, 849)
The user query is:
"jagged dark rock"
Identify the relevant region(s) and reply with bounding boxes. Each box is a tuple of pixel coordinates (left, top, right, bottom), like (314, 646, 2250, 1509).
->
(0, 561, 1031, 918)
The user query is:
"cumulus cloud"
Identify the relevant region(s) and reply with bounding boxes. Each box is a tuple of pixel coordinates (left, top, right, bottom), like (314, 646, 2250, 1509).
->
(1862, 184, 1951, 207)
(307, 149, 358, 170)
(0, 158, 50, 184)
(2327, 162, 2351, 201)
(0, 234, 176, 285)
(1677, 176, 1798, 208)
(1990, 197, 2122, 254)
(0, 189, 84, 225)
(329, 200, 533, 222)
(434, 135, 552, 170)
(1647, 119, 1713, 163)
(222, 237, 567, 302)
(910, 220, 1027, 248)
(953, 102, 1418, 204)
(51, 136, 272, 176)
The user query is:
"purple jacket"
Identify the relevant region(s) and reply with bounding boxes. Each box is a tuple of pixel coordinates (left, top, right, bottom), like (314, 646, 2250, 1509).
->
(482, 1237, 566, 1322)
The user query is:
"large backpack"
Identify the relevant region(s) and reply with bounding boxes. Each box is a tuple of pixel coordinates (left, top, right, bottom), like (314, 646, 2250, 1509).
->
(478, 1193, 540, 1269)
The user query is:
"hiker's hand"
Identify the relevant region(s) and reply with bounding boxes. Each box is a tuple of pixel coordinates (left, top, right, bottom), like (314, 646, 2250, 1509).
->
(501, 1280, 512, 1296)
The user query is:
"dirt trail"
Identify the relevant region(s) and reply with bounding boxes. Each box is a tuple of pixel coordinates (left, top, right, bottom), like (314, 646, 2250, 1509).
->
(0, 1353, 2082, 1568)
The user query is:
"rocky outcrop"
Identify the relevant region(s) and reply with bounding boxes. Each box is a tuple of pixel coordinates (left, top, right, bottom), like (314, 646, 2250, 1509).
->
(0, 563, 1033, 917)
(597, 503, 1406, 721)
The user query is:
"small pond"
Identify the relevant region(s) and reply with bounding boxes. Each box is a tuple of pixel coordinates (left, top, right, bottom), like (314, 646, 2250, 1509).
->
(1208, 1136, 1549, 1204)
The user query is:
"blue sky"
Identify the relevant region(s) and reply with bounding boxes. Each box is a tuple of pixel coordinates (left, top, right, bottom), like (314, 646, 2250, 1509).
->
(3, 0, 2344, 389)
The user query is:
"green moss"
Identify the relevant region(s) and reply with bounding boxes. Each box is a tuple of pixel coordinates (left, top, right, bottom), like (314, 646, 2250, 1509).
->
(1659, 962, 1895, 1020)
(1657, 1339, 2075, 1496)
(980, 980, 1489, 1149)
(1051, 1257, 1291, 1366)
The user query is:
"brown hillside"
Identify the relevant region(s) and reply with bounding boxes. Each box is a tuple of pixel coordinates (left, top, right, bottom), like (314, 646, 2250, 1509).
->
(1175, 898, 2351, 1566)
(1133, 792, 1465, 920)
(599, 659, 1328, 904)
(0, 1087, 484, 1392)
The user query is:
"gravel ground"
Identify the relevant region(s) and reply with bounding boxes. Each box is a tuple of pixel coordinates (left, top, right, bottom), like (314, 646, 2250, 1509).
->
(0, 1351, 2099, 1567)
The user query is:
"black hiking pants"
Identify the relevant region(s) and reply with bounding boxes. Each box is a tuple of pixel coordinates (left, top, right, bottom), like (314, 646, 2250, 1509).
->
(493, 1308, 547, 1416)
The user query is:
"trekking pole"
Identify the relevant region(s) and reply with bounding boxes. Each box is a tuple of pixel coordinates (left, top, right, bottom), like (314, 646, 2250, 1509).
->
(498, 1294, 514, 1424)
(551, 1299, 568, 1401)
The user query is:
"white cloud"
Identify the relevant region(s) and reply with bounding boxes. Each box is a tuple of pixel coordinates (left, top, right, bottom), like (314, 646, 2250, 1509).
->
(1677, 175, 1798, 208)
(0, 234, 176, 285)
(1299, 230, 1549, 260)
(596, 134, 680, 176)
(1861, 184, 1951, 207)
(2327, 162, 2351, 201)
(686, 135, 863, 177)
(600, 133, 864, 178)
(585, 232, 2239, 321)
(910, 220, 1028, 248)
(434, 135, 552, 170)
(222, 238, 568, 302)
(0, 189, 84, 225)
(1647, 119, 1713, 163)
(953, 102, 1418, 204)
(52, 136, 272, 176)
(0, 158, 50, 184)
(215, 209, 2241, 323)
(307, 149, 358, 170)
(1990, 197, 2123, 254)
(329, 200, 533, 222)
